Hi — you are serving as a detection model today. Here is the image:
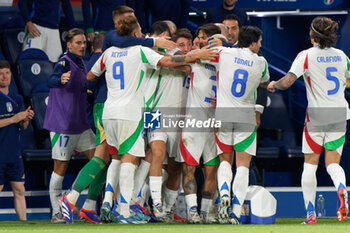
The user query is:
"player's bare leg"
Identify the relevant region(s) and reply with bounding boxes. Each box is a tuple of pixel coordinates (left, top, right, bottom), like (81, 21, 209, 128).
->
(10, 181, 27, 221)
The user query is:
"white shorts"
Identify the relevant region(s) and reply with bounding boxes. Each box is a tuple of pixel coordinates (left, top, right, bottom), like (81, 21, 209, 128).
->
(177, 130, 218, 166)
(23, 23, 62, 62)
(302, 121, 346, 155)
(215, 122, 257, 156)
(148, 130, 179, 158)
(103, 119, 145, 157)
(51, 129, 96, 161)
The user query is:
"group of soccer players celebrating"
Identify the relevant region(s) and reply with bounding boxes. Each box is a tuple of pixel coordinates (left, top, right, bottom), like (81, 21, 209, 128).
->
(44, 5, 350, 225)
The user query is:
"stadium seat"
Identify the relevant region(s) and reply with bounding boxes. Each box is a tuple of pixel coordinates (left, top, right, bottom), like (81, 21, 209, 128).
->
(260, 92, 298, 148)
(0, 48, 5, 60)
(284, 146, 303, 158)
(9, 78, 19, 94)
(0, 28, 25, 64)
(16, 48, 49, 61)
(59, 28, 69, 52)
(16, 59, 53, 97)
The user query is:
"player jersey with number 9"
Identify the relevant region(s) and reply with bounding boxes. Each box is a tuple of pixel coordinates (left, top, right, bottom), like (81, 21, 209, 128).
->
(113, 61, 125, 89)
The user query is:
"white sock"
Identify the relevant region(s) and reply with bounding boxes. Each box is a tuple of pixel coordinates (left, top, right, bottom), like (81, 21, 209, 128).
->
(217, 161, 232, 198)
(119, 163, 136, 218)
(185, 193, 197, 213)
(66, 190, 80, 205)
(301, 163, 318, 213)
(103, 159, 121, 205)
(49, 172, 64, 215)
(149, 176, 162, 205)
(132, 160, 150, 201)
(136, 181, 149, 206)
(327, 163, 346, 191)
(232, 166, 249, 218)
(163, 186, 178, 212)
(144, 182, 151, 207)
(162, 168, 168, 185)
(82, 199, 96, 211)
(200, 198, 212, 213)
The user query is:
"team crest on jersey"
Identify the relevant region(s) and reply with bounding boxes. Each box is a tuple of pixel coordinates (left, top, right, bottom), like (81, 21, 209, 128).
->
(144, 110, 161, 129)
(61, 31, 68, 42)
(17, 31, 25, 43)
(324, 0, 334, 5)
(6, 102, 13, 112)
(31, 63, 41, 75)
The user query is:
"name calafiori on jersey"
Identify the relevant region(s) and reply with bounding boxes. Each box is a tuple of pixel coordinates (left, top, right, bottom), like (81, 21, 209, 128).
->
(162, 118, 221, 128)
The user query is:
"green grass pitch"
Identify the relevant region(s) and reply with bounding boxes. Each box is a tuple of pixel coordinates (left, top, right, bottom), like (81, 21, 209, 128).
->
(0, 218, 349, 233)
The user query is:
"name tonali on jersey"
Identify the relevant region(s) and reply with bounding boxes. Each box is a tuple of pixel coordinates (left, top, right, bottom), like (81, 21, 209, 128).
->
(217, 47, 269, 108)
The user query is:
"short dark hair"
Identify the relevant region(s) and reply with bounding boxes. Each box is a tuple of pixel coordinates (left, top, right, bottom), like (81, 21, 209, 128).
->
(112, 5, 134, 19)
(172, 28, 192, 42)
(65, 28, 86, 43)
(237, 26, 262, 48)
(150, 21, 171, 37)
(116, 16, 139, 36)
(0, 60, 10, 70)
(92, 33, 105, 51)
(222, 14, 242, 28)
(310, 16, 339, 49)
(195, 23, 221, 37)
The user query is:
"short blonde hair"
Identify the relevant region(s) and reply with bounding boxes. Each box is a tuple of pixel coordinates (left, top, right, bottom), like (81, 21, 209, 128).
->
(212, 33, 228, 43)
(214, 23, 229, 39)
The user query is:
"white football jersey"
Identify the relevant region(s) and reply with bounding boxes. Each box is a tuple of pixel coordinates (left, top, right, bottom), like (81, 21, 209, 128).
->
(216, 47, 269, 124)
(142, 67, 161, 111)
(155, 68, 189, 109)
(186, 60, 218, 109)
(91, 46, 163, 121)
(146, 48, 189, 111)
(289, 46, 350, 124)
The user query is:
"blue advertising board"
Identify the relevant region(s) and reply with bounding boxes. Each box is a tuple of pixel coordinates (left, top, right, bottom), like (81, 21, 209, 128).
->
(191, 0, 347, 10)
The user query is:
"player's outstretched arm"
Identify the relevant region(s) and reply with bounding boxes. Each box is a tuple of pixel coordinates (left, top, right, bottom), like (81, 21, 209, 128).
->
(157, 45, 218, 67)
(259, 82, 269, 88)
(87, 71, 98, 82)
(267, 72, 297, 92)
(154, 37, 177, 50)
